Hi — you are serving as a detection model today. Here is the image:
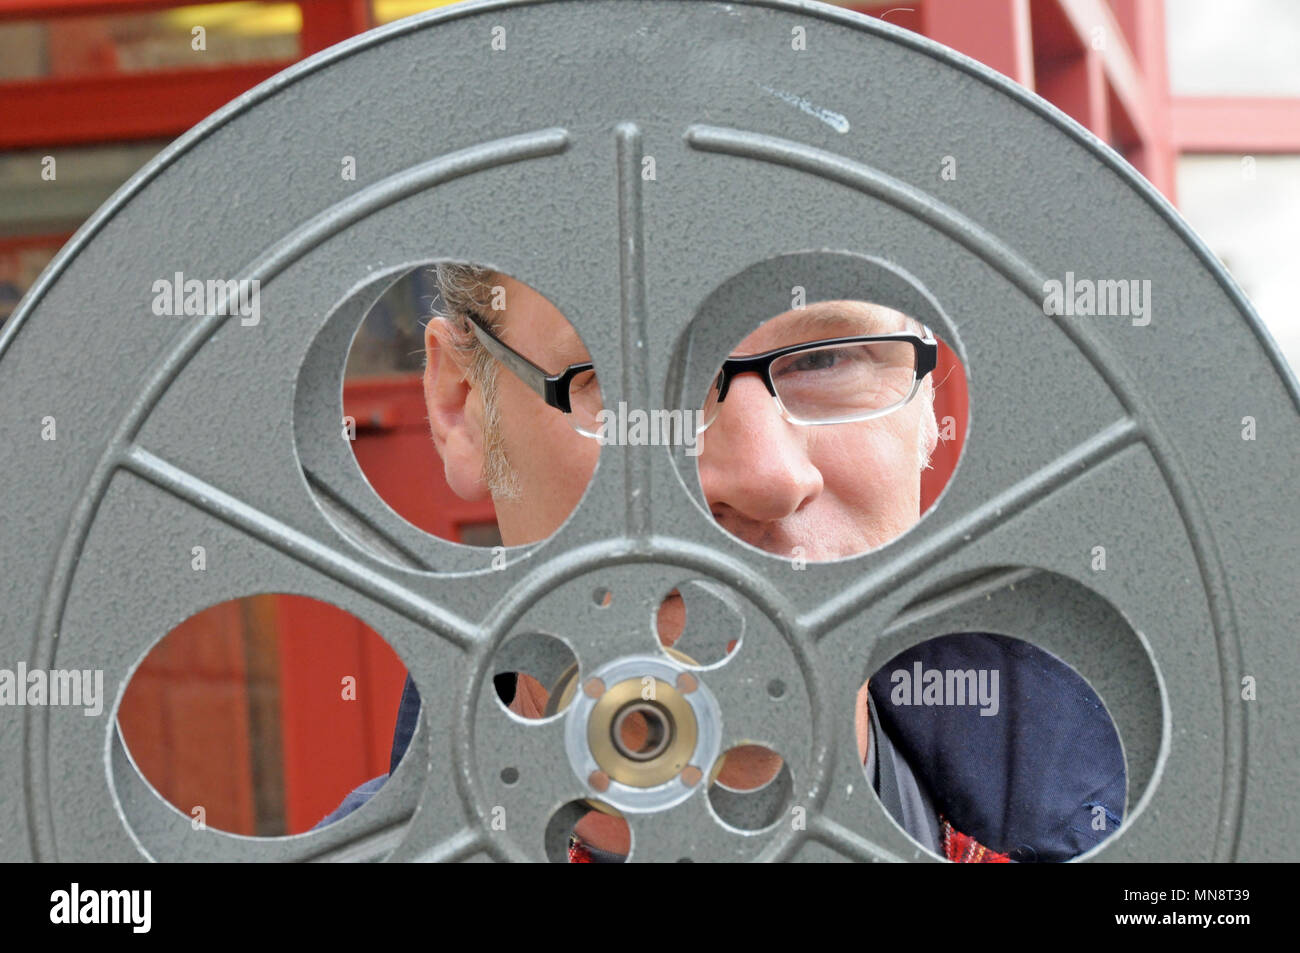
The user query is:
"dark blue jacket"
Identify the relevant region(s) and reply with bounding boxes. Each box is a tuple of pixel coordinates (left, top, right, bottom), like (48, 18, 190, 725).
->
(867, 632, 1124, 861)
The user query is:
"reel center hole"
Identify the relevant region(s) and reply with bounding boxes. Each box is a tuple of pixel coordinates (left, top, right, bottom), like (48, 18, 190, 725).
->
(612, 701, 674, 762)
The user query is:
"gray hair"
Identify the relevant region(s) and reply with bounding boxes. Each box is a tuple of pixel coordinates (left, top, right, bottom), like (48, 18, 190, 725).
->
(429, 262, 521, 499)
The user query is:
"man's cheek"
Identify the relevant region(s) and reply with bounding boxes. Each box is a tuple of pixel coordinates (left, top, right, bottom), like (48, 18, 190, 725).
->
(534, 450, 598, 531)
(566, 441, 601, 500)
(820, 432, 911, 501)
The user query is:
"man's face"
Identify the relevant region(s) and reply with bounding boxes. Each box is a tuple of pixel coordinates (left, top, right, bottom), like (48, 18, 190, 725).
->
(426, 274, 934, 558)
(697, 300, 931, 561)
(464, 274, 605, 545)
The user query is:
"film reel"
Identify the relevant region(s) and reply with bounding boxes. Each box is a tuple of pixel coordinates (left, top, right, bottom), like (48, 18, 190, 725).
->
(0, 0, 1296, 862)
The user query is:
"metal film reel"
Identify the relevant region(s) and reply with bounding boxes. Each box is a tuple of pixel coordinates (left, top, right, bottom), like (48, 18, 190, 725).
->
(1, 0, 1296, 862)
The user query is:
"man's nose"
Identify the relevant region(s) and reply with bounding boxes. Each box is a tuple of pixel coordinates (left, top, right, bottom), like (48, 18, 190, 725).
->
(697, 373, 823, 523)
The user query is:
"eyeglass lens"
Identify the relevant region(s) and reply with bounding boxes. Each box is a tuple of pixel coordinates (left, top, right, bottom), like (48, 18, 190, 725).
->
(566, 367, 604, 436)
(700, 340, 918, 427)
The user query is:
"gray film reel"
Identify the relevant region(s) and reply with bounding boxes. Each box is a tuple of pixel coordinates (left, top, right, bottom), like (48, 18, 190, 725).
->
(0, 0, 1296, 862)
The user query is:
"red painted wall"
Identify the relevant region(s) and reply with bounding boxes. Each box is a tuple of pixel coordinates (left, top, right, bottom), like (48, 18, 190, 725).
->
(275, 594, 408, 834)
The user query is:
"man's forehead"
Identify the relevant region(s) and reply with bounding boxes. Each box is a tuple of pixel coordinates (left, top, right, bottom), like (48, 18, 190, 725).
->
(739, 300, 914, 349)
(494, 293, 595, 367)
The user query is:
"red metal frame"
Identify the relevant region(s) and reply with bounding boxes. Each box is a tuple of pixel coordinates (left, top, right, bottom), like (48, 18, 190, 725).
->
(1171, 97, 1300, 154)
(923, 0, 1035, 88)
(851, 0, 1183, 197)
(0, 2, 373, 148)
(1056, 0, 1148, 142)
(276, 592, 406, 834)
(0, 232, 73, 252)
(0, 0, 235, 18)
(300, 0, 370, 55)
(0, 64, 290, 149)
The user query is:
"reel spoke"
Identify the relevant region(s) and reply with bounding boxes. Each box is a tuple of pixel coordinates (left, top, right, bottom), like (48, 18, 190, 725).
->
(120, 444, 482, 651)
(802, 417, 1141, 640)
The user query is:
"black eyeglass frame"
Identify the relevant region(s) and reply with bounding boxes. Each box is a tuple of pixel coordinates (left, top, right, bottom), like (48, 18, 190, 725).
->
(461, 305, 939, 432)
(704, 328, 939, 428)
(461, 306, 594, 415)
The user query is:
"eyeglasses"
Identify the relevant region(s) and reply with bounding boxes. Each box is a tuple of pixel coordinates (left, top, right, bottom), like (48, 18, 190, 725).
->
(698, 329, 938, 432)
(462, 306, 937, 438)
(462, 307, 604, 436)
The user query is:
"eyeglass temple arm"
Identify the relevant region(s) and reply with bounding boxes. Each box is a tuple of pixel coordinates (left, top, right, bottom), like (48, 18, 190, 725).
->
(462, 308, 588, 413)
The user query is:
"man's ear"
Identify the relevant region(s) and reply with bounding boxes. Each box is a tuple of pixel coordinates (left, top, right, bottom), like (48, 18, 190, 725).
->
(423, 317, 492, 501)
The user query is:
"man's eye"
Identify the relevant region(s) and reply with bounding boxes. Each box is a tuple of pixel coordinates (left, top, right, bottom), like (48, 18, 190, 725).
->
(782, 349, 842, 374)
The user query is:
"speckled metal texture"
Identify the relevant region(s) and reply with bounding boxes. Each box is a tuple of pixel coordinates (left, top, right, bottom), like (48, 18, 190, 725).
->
(0, 0, 1296, 862)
